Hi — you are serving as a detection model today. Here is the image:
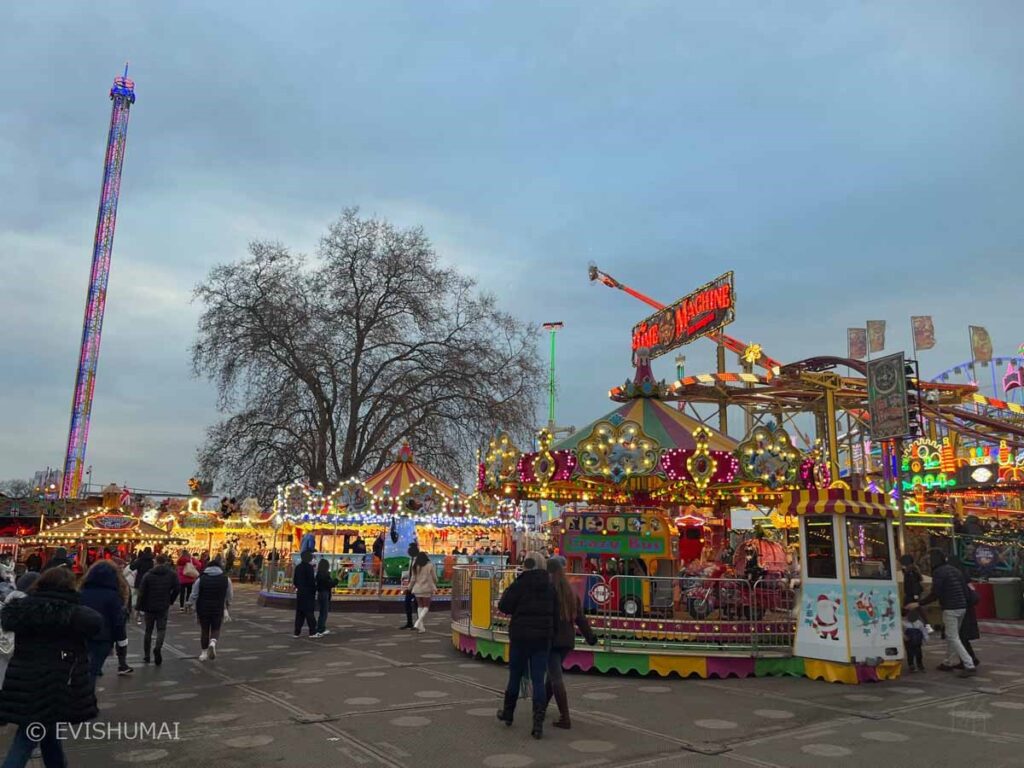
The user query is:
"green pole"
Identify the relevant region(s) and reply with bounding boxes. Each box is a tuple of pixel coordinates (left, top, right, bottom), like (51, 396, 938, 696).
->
(543, 322, 563, 429)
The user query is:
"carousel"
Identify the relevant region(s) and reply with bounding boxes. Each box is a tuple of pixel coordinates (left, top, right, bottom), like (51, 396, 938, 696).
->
(259, 441, 521, 611)
(457, 347, 904, 684)
(21, 487, 186, 570)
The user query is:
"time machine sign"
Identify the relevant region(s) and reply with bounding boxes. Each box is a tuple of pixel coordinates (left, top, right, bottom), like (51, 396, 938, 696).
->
(631, 272, 735, 361)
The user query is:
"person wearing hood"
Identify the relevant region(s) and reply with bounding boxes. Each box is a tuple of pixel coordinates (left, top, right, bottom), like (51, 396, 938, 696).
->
(0, 567, 101, 768)
(79, 560, 134, 679)
(292, 550, 317, 638)
(136, 554, 180, 666)
(130, 547, 155, 584)
(909, 549, 976, 677)
(42, 547, 71, 572)
(496, 552, 557, 739)
(189, 556, 232, 661)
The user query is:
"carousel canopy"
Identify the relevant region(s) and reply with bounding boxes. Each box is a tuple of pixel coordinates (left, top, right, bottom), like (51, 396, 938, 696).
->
(553, 396, 737, 454)
(363, 441, 457, 498)
(24, 511, 186, 547)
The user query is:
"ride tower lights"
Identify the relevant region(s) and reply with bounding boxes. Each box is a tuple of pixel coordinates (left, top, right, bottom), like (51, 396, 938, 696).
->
(60, 67, 136, 499)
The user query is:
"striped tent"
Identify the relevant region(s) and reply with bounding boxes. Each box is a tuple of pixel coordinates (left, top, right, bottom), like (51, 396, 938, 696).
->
(553, 397, 736, 454)
(363, 441, 457, 499)
(776, 489, 892, 518)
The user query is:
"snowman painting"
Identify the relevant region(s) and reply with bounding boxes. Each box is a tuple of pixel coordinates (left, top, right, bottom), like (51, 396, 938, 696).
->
(807, 593, 842, 641)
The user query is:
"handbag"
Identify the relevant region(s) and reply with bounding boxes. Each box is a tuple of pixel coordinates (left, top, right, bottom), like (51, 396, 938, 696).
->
(966, 583, 980, 607)
(184, 561, 200, 580)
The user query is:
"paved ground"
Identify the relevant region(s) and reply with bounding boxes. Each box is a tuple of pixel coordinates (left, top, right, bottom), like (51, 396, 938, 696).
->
(4, 584, 1023, 768)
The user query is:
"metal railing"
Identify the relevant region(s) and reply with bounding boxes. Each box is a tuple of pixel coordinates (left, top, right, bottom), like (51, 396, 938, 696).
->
(453, 565, 797, 655)
(263, 554, 508, 599)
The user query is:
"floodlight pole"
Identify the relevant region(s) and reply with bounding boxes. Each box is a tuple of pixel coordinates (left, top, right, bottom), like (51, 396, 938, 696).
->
(542, 322, 564, 429)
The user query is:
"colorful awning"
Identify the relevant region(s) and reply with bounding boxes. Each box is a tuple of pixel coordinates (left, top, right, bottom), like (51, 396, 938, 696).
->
(776, 489, 893, 518)
(362, 442, 457, 498)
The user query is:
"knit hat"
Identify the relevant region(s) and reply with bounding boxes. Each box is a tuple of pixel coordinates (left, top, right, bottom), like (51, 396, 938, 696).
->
(546, 555, 566, 573)
(899, 554, 915, 567)
(16, 572, 39, 592)
(523, 551, 547, 571)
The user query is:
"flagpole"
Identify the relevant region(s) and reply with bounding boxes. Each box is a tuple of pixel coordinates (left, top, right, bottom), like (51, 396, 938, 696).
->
(910, 318, 918, 361)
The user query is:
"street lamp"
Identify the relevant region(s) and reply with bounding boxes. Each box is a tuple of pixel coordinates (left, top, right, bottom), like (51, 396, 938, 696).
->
(542, 322, 564, 429)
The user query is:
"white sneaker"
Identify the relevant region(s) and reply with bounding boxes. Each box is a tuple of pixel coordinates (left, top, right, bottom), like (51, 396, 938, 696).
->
(208, 641, 217, 660)
(312, 632, 323, 639)
(198, 650, 208, 662)
(416, 625, 426, 634)
(319, 629, 330, 637)
(293, 634, 302, 639)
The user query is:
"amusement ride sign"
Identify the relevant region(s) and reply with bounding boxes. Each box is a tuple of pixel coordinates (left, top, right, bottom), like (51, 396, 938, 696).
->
(631, 272, 735, 361)
(85, 514, 139, 531)
(866, 353, 910, 440)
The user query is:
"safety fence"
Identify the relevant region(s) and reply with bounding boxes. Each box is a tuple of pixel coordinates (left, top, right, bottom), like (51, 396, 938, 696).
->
(452, 565, 797, 654)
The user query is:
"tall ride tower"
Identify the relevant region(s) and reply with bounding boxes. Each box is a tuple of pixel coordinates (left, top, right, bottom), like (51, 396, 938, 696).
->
(60, 67, 136, 499)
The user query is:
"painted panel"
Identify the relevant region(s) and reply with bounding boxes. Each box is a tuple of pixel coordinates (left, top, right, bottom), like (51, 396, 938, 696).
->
(794, 579, 848, 663)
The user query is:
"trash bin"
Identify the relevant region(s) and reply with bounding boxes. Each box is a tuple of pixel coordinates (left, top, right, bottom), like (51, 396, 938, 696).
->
(972, 581, 996, 620)
(990, 577, 1023, 620)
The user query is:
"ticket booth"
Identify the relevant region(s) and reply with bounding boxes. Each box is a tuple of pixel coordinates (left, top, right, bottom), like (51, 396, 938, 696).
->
(782, 488, 904, 682)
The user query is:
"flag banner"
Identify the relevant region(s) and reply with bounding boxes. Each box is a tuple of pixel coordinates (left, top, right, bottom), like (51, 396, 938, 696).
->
(848, 328, 867, 360)
(866, 320, 886, 353)
(970, 326, 993, 363)
(911, 316, 935, 351)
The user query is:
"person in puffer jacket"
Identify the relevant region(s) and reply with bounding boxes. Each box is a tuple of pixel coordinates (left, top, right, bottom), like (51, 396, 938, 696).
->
(79, 560, 133, 679)
(136, 554, 180, 666)
(0, 566, 102, 768)
(495, 552, 557, 740)
(911, 549, 975, 677)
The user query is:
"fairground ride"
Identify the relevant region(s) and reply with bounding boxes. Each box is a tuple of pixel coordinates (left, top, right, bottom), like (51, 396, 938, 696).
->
(61, 67, 136, 499)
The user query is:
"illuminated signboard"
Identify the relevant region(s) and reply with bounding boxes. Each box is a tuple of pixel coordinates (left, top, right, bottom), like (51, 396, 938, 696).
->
(631, 272, 735, 361)
(957, 464, 999, 488)
(563, 532, 667, 557)
(86, 514, 138, 531)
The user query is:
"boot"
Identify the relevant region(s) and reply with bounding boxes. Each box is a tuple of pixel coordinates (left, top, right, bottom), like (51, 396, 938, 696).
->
(552, 686, 571, 729)
(116, 644, 134, 675)
(414, 606, 428, 633)
(496, 691, 516, 726)
(531, 701, 545, 739)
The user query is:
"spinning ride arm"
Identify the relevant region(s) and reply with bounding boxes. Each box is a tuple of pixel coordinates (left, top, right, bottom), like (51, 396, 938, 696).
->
(588, 264, 782, 372)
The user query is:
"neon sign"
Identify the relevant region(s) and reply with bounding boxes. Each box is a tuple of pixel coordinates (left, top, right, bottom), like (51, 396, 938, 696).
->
(631, 272, 735, 360)
(901, 438, 956, 491)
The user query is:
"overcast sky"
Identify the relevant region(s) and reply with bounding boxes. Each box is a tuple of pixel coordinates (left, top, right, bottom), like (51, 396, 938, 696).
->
(2, 2, 1023, 493)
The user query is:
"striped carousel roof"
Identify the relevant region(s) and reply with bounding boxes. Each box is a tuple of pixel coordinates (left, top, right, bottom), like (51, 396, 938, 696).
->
(776, 489, 893, 518)
(363, 441, 457, 498)
(553, 397, 737, 454)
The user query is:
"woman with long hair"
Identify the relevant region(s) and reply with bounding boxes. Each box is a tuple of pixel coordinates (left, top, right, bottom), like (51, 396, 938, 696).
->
(0, 567, 102, 768)
(545, 557, 597, 729)
(79, 560, 133, 678)
(176, 549, 201, 612)
(409, 552, 438, 633)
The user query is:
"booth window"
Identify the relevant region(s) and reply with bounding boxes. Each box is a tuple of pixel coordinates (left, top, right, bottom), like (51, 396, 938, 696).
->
(846, 516, 892, 580)
(803, 516, 836, 579)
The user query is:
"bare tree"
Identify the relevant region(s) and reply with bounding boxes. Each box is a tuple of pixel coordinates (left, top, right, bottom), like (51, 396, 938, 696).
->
(0, 479, 33, 497)
(192, 209, 543, 501)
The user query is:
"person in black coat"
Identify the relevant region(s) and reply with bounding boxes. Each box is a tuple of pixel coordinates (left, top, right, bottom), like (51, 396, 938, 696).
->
(130, 547, 155, 584)
(950, 554, 981, 668)
(900, 554, 924, 605)
(292, 550, 317, 638)
(79, 560, 133, 679)
(23, 552, 42, 574)
(911, 549, 975, 676)
(496, 552, 558, 740)
(399, 543, 420, 630)
(136, 554, 180, 665)
(42, 547, 71, 572)
(314, 558, 339, 637)
(0, 566, 102, 768)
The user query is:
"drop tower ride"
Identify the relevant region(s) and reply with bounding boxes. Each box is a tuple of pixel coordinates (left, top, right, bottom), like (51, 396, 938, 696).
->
(60, 68, 136, 499)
